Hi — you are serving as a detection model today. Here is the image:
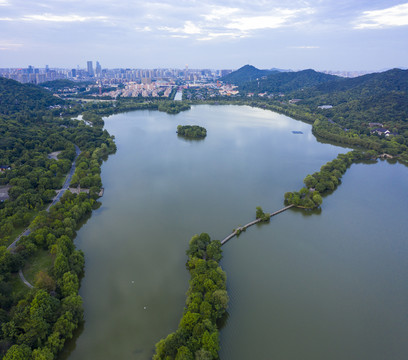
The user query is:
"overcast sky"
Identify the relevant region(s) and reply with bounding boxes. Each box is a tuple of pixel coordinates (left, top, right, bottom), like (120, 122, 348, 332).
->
(1, 0, 408, 71)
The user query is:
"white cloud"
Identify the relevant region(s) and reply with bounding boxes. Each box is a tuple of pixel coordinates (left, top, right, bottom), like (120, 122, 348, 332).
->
(0, 41, 23, 50)
(225, 8, 313, 32)
(355, 3, 408, 29)
(202, 6, 240, 22)
(0, 17, 13, 21)
(21, 14, 108, 23)
(134, 26, 152, 32)
(290, 45, 319, 49)
(197, 32, 246, 41)
(156, 6, 314, 41)
(159, 21, 201, 35)
(226, 15, 290, 31)
(0, 0, 10, 6)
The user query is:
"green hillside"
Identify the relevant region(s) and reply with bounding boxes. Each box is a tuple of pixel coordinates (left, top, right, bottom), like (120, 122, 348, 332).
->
(293, 68, 408, 131)
(240, 69, 339, 93)
(220, 65, 276, 85)
(0, 77, 63, 115)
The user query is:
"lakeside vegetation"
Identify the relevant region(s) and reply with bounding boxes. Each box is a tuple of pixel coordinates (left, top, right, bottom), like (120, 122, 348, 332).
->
(153, 233, 228, 360)
(177, 125, 207, 139)
(0, 78, 116, 358)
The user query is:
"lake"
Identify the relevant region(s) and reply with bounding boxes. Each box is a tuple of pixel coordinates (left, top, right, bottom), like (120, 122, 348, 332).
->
(63, 105, 408, 360)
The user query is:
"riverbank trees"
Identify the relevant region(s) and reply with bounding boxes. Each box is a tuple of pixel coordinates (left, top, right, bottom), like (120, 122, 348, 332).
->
(153, 233, 228, 360)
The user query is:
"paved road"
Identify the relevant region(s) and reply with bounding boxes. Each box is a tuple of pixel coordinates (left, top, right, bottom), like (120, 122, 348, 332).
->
(7, 145, 81, 252)
(19, 269, 34, 289)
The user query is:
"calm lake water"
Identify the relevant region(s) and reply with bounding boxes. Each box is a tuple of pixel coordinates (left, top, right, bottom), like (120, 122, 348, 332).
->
(63, 105, 408, 360)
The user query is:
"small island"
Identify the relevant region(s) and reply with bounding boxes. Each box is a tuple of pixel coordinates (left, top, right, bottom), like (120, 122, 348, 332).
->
(177, 125, 207, 139)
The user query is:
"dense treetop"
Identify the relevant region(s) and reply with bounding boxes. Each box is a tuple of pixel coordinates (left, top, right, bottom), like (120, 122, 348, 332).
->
(177, 125, 207, 138)
(0, 77, 63, 115)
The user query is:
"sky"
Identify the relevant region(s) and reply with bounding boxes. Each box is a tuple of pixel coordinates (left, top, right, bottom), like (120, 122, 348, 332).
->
(1, 0, 408, 71)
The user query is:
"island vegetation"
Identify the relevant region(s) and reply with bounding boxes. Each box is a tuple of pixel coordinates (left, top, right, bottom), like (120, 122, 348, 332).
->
(177, 125, 207, 139)
(153, 233, 228, 360)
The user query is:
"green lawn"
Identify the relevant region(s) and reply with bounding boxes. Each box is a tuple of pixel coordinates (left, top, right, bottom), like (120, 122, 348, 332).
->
(9, 273, 30, 299)
(23, 249, 54, 285)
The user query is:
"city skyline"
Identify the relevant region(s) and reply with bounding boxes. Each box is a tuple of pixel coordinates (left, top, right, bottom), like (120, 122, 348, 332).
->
(1, 1, 408, 71)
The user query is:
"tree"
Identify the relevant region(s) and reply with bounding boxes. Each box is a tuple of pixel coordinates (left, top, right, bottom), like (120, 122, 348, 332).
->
(3, 344, 32, 360)
(59, 272, 79, 298)
(32, 347, 54, 360)
(304, 174, 317, 188)
(175, 346, 193, 360)
(312, 192, 323, 206)
(35, 271, 56, 292)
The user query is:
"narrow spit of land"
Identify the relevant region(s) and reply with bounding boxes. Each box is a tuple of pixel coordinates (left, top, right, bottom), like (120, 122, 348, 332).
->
(221, 204, 295, 245)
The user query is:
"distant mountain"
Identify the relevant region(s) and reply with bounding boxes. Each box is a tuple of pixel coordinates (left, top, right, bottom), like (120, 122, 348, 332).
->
(307, 68, 408, 95)
(220, 65, 277, 85)
(240, 69, 340, 93)
(0, 77, 63, 115)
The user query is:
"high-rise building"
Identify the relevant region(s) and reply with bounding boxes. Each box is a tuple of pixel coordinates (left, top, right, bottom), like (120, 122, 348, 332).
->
(87, 61, 94, 76)
(95, 61, 102, 76)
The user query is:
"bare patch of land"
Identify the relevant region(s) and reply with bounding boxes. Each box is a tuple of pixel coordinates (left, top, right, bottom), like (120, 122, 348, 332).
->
(48, 151, 62, 160)
(0, 185, 11, 201)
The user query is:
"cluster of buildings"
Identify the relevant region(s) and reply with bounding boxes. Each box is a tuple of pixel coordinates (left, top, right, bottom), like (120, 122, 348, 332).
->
(0, 62, 233, 86)
(100, 81, 174, 98)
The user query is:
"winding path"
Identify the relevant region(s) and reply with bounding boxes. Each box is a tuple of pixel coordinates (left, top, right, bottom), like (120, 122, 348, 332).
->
(221, 204, 295, 245)
(19, 269, 34, 289)
(8, 145, 81, 288)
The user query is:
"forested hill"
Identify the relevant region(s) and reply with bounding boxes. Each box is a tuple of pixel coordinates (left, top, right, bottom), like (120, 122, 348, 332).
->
(292, 68, 408, 129)
(297, 68, 408, 98)
(220, 65, 277, 85)
(0, 77, 64, 115)
(240, 69, 339, 93)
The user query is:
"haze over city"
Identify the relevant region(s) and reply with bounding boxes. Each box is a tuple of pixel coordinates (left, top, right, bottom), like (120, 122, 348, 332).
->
(1, 0, 408, 71)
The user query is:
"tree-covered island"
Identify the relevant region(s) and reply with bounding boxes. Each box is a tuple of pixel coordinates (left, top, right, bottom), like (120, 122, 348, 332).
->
(177, 125, 207, 139)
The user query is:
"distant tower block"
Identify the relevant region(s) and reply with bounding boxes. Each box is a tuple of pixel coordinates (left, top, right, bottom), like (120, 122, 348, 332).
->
(87, 61, 94, 77)
(185, 64, 188, 81)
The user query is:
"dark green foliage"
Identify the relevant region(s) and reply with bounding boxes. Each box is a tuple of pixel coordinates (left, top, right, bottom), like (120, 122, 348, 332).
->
(255, 206, 270, 222)
(0, 77, 63, 115)
(177, 125, 207, 139)
(240, 69, 339, 94)
(158, 101, 191, 114)
(153, 234, 228, 360)
(220, 65, 276, 85)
